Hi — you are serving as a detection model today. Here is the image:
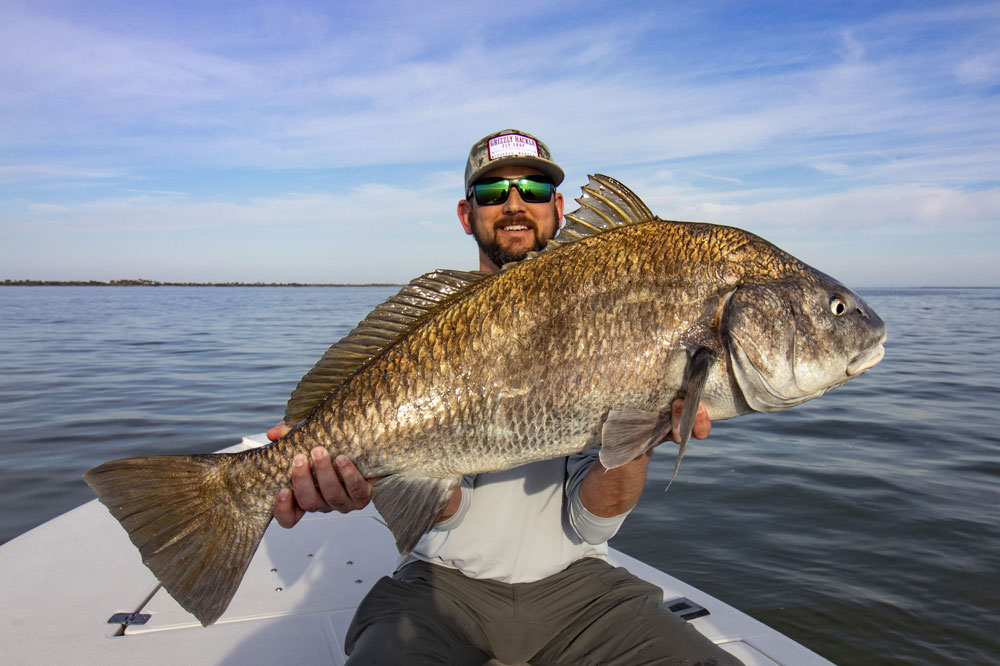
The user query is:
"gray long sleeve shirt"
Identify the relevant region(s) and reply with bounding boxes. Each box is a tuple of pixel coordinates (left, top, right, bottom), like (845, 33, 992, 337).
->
(400, 448, 631, 583)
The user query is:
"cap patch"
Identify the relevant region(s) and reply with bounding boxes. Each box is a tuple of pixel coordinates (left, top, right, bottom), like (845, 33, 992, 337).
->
(488, 134, 539, 161)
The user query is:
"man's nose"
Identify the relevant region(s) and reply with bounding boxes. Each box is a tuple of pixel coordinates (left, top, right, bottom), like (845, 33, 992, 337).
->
(501, 186, 526, 214)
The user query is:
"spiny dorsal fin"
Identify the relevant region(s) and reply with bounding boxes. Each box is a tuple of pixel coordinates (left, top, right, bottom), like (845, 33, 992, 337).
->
(284, 269, 488, 425)
(559, 173, 655, 242)
(511, 174, 656, 269)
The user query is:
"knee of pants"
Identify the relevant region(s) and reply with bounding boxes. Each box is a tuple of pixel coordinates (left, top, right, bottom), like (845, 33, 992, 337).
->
(346, 614, 495, 666)
(345, 575, 491, 665)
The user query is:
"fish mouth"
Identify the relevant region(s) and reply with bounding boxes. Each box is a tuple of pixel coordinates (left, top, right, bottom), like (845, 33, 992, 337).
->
(847, 344, 885, 376)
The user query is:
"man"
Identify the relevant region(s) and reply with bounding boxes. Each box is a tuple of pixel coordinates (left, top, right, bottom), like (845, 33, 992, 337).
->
(269, 130, 743, 665)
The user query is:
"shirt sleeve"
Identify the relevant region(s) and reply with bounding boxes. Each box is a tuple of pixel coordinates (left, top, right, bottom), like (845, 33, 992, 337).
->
(432, 475, 476, 531)
(565, 449, 631, 544)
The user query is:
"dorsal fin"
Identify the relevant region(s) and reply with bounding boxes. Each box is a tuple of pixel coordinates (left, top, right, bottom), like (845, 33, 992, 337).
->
(559, 173, 656, 242)
(283, 269, 488, 425)
(509, 174, 656, 269)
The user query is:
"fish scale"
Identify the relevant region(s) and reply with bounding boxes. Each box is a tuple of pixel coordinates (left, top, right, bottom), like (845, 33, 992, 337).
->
(84, 174, 886, 626)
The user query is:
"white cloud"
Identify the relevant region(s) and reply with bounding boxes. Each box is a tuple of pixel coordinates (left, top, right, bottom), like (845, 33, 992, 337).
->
(12, 177, 461, 235)
(0, 164, 123, 184)
(628, 180, 1000, 236)
(3, 1, 996, 176)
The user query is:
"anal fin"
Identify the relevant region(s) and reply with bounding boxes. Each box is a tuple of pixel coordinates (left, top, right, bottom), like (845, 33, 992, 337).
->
(371, 475, 460, 554)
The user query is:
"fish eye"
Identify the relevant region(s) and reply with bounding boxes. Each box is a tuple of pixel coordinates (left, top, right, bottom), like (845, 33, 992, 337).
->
(830, 297, 847, 316)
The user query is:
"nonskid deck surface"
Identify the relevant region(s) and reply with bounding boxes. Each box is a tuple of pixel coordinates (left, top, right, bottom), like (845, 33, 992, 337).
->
(0, 434, 833, 665)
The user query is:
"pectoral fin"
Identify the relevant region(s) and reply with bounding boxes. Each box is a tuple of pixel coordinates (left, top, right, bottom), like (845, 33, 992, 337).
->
(667, 346, 717, 490)
(371, 475, 460, 554)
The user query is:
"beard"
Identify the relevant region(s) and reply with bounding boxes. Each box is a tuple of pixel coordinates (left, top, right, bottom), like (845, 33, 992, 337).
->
(470, 206, 557, 269)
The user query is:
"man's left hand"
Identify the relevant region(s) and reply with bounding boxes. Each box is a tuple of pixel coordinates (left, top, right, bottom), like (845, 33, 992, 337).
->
(668, 398, 711, 443)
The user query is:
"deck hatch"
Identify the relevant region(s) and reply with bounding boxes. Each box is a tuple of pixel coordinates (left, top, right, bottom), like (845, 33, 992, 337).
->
(665, 597, 710, 621)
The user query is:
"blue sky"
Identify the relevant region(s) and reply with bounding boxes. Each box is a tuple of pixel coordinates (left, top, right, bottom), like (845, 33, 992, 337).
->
(2, 1, 998, 286)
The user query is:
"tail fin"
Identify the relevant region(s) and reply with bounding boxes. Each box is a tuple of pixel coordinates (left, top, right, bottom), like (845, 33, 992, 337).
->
(83, 453, 273, 626)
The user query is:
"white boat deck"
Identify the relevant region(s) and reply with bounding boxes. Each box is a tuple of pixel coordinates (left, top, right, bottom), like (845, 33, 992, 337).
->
(0, 434, 834, 665)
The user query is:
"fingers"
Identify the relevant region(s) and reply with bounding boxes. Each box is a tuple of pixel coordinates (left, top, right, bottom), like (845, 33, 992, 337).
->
(311, 449, 372, 513)
(692, 402, 711, 439)
(273, 448, 374, 529)
(669, 399, 712, 444)
(288, 450, 333, 513)
(333, 454, 374, 512)
(273, 488, 304, 528)
(267, 420, 292, 442)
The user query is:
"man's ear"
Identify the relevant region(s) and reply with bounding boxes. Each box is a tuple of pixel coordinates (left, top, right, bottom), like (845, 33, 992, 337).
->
(457, 198, 474, 236)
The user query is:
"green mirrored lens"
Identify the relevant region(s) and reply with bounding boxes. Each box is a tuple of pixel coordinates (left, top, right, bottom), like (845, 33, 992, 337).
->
(473, 179, 511, 205)
(515, 177, 553, 203)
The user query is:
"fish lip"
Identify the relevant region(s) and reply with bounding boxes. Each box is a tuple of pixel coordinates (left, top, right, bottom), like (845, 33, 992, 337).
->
(847, 344, 885, 376)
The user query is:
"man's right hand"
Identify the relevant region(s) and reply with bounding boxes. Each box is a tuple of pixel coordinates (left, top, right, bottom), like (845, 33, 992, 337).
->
(268, 421, 374, 529)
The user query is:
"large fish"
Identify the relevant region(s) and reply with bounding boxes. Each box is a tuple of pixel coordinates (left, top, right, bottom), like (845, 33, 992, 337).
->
(84, 175, 886, 626)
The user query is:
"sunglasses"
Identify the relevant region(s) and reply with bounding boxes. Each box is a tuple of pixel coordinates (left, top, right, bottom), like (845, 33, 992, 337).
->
(467, 175, 554, 206)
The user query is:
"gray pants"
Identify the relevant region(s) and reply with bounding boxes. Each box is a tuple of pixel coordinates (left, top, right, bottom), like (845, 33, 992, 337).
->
(344, 558, 744, 666)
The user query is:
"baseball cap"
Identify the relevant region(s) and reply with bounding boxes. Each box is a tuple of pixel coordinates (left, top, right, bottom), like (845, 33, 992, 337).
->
(464, 129, 565, 192)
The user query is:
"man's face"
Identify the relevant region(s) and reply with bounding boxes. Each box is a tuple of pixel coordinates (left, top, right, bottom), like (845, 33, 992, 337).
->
(458, 165, 564, 272)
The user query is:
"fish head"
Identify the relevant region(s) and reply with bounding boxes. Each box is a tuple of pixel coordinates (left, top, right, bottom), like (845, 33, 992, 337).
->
(722, 278, 886, 413)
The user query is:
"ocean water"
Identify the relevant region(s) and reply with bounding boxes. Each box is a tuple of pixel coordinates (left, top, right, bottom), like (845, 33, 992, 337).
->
(0, 285, 997, 665)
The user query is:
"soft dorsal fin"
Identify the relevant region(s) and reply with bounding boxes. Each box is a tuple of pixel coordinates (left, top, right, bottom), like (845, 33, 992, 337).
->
(508, 174, 656, 270)
(283, 269, 488, 425)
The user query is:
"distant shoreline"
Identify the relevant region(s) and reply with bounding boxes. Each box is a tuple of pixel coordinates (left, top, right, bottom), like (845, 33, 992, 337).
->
(1, 279, 402, 287)
(3, 280, 996, 289)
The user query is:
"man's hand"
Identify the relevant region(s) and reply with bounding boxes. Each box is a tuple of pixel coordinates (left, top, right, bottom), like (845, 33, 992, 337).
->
(670, 399, 711, 444)
(579, 398, 712, 518)
(268, 421, 374, 529)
